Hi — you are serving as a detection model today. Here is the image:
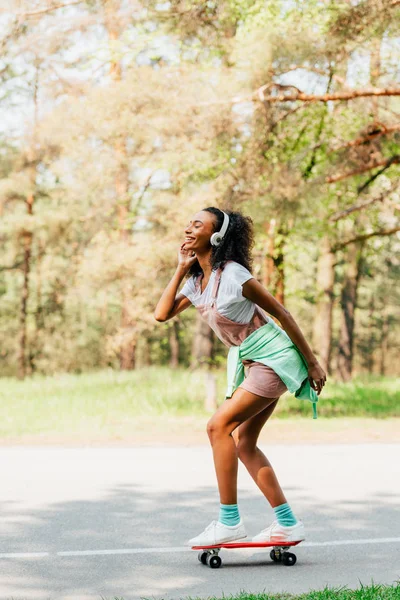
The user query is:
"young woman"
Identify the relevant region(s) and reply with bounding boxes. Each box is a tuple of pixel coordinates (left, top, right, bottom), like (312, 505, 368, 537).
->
(154, 207, 326, 547)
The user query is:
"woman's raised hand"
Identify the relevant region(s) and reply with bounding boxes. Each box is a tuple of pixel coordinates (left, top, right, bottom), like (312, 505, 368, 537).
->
(178, 242, 198, 270)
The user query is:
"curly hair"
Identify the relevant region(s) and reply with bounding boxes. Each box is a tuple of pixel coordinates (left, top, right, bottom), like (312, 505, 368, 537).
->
(187, 207, 255, 279)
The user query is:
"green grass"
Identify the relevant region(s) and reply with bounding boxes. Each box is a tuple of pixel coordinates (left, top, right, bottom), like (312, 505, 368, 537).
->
(5, 583, 400, 600)
(98, 582, 400, 600)
(0, 367, 398, 439)
(179, 583, 400, 600)
(283, 372, 400, 418)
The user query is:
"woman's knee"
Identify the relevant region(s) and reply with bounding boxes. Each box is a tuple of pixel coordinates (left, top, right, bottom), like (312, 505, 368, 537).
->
(206, 417, 231, 440)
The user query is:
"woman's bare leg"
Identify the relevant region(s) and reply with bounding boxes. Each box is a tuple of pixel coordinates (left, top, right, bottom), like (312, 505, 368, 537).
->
(232, 397, 287, 507)
(206, 388, 282, 505)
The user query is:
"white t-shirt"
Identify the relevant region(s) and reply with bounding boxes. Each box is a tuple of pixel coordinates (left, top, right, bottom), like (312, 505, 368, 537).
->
(180, 260, 267, 324)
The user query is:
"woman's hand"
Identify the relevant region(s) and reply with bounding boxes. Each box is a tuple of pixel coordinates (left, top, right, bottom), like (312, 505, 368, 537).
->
(307, 361, 327, 395)
(178, 241, 198, 270)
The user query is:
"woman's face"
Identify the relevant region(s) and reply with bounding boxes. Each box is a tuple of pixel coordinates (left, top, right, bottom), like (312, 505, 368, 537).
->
(183, 211, 217, 250)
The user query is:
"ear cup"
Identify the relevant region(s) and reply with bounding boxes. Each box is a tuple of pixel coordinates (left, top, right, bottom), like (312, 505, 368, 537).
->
(210, 211, 229, 246)
(210, 233, 221, 246)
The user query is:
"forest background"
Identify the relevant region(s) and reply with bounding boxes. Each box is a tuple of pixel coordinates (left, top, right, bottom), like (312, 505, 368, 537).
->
(1, 0, 399, 423)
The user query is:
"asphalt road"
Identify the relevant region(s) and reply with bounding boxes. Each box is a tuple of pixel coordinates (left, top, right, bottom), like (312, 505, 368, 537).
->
(0, 444, 399, 600)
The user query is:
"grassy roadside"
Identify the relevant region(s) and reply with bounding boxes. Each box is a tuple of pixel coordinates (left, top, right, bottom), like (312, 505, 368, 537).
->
(6, 583, 400, 600)
(104, 582, 400, 600)
(0, 367, 398, 444)
(180, 584, 400, 600)
(1, 414, 398, 446)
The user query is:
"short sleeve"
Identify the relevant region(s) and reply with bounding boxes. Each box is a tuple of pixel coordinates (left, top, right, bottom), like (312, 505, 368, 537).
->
(223, 262, 255, 299)
(179, 275, 196, 303)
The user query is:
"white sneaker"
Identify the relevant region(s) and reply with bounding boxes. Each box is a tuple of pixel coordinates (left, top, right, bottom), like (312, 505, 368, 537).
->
(187, 518, 247, 547)
(252, 519, 305, 543)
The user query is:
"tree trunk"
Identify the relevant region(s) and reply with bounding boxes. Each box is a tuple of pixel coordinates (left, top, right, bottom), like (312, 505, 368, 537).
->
(190, 312, 214, 369)
(262, 219, 276, 288)
(337, 240, 365, 381)
(275, 248, 285, 305)
(143, 336, 151, 367)
(169, 320, 179, 368)
(312, 235, 335, 374)
(379, 302, 388, 376)
(117, 148, 135, 370)
(104, 0, 136, 370)
(262, 219, 285, 304)
(366, 292, 375, 374)
(18, 61, 39, 379)
(190, 313, 217, 410)
(120, 285, 135, 370)
(29, 236, 45, 374)
(18, 215, 33, 380)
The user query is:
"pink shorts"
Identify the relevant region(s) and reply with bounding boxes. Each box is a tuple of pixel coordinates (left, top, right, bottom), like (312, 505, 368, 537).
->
(238, 360, 288, 399)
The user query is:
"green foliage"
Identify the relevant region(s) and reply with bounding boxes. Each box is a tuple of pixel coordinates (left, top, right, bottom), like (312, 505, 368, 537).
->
(0, 0, 399, 378)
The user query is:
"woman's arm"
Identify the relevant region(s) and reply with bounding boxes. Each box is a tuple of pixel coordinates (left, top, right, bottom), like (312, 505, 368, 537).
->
(154, 241, 198, 321)
(154, 265, 190, 321)
(242, 278, 326, 394)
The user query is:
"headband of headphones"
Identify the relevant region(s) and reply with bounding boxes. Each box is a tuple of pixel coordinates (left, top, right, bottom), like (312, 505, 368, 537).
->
(210, 210, 229, 247)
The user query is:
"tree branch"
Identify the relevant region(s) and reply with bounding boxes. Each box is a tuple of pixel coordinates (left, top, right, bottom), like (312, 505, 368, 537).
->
(332, 226, 400, 252)
(328, 123, 400, 156)
(325, 155, 400, 184)
(0, 260, 25, 272)
(328, 184, 400, 222)
(191, 85, 400, 109)
(18, 1, 85, 18)
(357, 156, 400, 194)
(257, 84, 400, 104)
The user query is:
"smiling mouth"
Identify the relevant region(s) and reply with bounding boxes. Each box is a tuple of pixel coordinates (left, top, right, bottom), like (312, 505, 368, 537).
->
(184, 237, 196, 242)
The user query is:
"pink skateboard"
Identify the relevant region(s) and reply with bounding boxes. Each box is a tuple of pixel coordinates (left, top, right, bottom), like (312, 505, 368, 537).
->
(192, 539, 302, 569)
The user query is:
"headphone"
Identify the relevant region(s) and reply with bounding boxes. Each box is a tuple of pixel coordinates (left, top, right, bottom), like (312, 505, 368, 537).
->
(210, 210, 230, 247)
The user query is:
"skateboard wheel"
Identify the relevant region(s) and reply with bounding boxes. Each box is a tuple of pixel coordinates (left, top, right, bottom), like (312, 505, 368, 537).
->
(207, 554, 222, 569)
(282, 552, 297, 566)
(198, 551, 208, 564)
(270, 549, 280, 562)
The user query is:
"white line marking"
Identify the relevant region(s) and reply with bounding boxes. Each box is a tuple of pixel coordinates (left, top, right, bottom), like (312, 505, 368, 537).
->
(302, 537, 400, 547)
(0, 552, 50, 558)
(57, 548, 186, 556)
(0, 537, 398, 559)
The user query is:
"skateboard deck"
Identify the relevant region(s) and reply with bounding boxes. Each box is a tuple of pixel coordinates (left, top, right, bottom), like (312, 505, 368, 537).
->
(192, 539, 302, 569)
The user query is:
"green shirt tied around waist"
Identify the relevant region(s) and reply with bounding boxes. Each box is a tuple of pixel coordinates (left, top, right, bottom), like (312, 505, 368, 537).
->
(226, 317, 319, 419)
